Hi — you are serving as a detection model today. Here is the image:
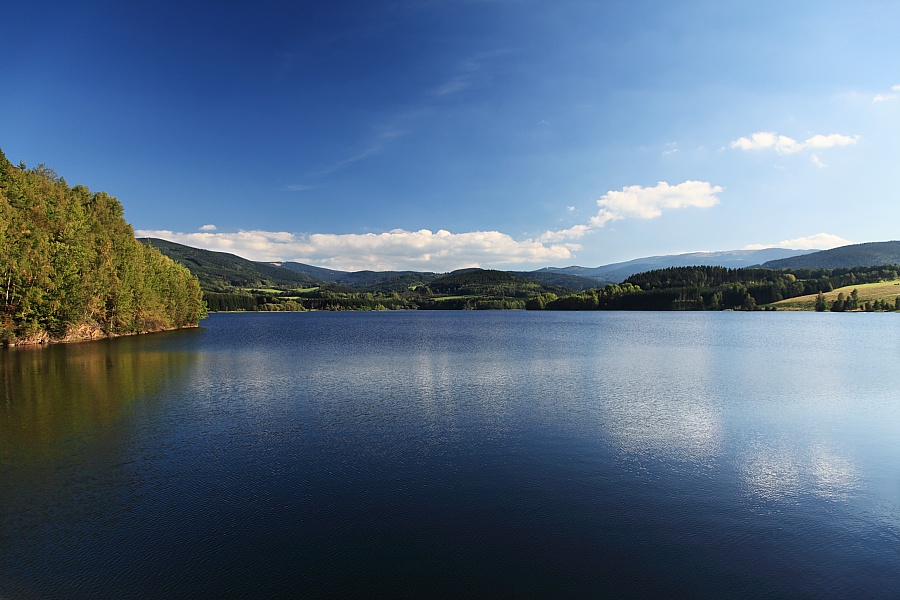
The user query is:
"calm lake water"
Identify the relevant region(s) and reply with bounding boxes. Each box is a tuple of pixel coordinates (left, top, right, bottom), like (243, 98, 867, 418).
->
(2, 311, 899, 598)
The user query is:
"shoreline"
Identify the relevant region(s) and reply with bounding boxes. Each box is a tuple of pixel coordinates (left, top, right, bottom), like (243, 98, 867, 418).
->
(2, 323, 201, 349)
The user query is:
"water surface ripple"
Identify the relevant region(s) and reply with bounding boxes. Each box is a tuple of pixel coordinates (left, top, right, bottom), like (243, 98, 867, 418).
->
(2, 311, 899, 597)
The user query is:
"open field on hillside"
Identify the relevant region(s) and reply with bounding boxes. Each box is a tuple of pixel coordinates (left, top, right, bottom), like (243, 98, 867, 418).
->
(769, 280, 900, 310)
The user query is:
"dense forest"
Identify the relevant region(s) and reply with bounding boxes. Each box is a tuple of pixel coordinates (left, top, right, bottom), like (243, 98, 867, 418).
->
(1, 150, 205, 346)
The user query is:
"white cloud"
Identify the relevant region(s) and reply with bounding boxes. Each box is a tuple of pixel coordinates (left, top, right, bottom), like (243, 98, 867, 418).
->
(744, 233, 853, 251)
(537, 180, 722, 242)
(873, 84, 900, 102)
(136, 227, 576, 272)
(538, 224, 591, 243)
(730, 132, 859, 155)
(590, 180, 722, 227)
(199, 224, 217, 231)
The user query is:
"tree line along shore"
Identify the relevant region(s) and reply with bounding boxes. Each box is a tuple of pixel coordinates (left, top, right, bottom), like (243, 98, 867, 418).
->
(195, 264, 900, 313)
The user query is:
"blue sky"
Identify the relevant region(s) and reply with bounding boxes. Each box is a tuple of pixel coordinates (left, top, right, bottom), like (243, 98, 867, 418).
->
(3, 0, 899, 271)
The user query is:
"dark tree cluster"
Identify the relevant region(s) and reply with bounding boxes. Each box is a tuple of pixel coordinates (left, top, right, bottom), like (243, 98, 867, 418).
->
(428, 269, 568, 298)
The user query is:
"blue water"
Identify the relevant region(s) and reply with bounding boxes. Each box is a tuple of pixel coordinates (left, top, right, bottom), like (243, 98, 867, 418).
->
(2, 311, 899, 597)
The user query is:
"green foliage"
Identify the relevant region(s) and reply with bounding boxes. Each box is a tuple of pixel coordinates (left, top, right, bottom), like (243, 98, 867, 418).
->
(511, 271, 601, 291)
(146, 252, 577, 312)
(141, 232, 900, 315)
(815, 292, 827, 312)
(540, 265, 900, 312)
(0, 150, 205, 345)
(203, 292, 258, 312)
(831, 292, 846, 312)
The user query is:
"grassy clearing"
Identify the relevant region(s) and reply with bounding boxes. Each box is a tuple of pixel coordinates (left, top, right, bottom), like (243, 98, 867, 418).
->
(769, 280, 900, 310)
(246, 287, 320, 294)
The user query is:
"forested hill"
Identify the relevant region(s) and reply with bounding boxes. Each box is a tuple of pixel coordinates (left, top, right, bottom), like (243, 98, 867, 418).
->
(273, 260, 439, 290)
(143, 240, 592, 295)
(761, 241, 900, 269)
(140, 238, 319, 291)
(428, 269, 570, 296)
(1, 151, 205, 346)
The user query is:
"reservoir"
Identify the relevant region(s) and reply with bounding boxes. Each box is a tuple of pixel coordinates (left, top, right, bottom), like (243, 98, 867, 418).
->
(2, 311, 899, 597)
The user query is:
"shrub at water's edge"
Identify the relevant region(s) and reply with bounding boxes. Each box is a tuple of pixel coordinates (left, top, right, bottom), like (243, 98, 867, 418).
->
(0, 149, 206, 346)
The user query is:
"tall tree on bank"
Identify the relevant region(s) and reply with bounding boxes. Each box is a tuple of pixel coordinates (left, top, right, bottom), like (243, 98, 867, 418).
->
(0, 149, 205, 345)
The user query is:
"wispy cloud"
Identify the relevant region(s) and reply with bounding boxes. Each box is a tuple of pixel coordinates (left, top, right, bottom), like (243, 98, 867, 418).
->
(539, 181, 722, 242)
(305, 50, 503, 178)
(137, 227, 576, 272)
(429, 50, 506, 99)
(873, 84, 900, 102)
(661, 142, 678, 156)
(431, 74, 477, 97)
(744, 233, 852, 251)
(730, 132, 859, 154)
(731, 132, 858, 167)
(307, 126, 410, 177)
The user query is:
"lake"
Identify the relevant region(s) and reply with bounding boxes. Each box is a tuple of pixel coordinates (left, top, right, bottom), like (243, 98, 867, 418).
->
(2, 311, 899, 598)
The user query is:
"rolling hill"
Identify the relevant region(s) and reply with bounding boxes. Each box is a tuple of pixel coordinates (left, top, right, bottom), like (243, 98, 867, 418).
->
(144, 237, 900, 300)
(139, 238, 321, 291)
(273, 261, 439, 289)
(428, 269, 570, 297)
(761, 241, 900, 269)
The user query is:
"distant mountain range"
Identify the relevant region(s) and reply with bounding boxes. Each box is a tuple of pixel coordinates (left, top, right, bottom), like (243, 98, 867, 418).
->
(539, 248, 815, 283)
(140, 238, 900, 293)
